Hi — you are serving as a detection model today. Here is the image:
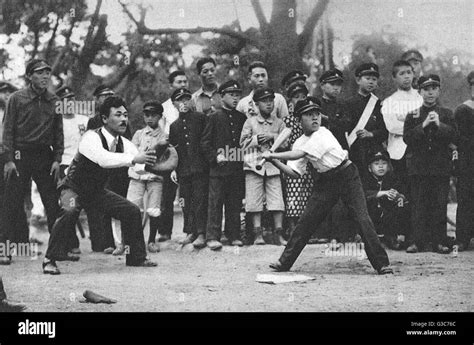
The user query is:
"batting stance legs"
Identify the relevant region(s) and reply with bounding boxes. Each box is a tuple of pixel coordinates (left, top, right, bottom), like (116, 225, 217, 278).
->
(278, 164, 390, 273)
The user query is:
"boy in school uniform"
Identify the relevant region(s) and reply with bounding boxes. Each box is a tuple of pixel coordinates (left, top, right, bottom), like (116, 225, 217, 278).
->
(262, 98, 392, 275)
(344, 63, 387, 181)
(201, 80, 247, 250)
(403, 75, 457, 254)
(240, 87, 288, 245)
(169, 88, 209, 249)
(362, 150, 409, 249)
(127, 101, 168, 253)
(453, 71, 474, 251)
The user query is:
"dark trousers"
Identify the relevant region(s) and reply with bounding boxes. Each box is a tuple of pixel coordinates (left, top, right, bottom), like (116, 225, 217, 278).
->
(456, 174, 474, 245)
(369, 203, 410, 238)
(409, 175, 450, 248)
(159, 172, 178, 236)
(279, 163, 390, 272)
(180, 173, 208, 236)
(390, 157, 411, 238)
(88, 169, 129, 251)
(59, 165, 80, 250)
(0, 276, 6, 300)
(46, 188, 146, 264)
(206, 174, 243, 241)
(0, 149, 59, 243)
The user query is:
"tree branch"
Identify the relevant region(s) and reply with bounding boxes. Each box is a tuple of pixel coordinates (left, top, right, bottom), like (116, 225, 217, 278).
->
(51, 19, 76, 74)
(119, 0, 257, 45)
(250, 0, 268, 30)
(45, 14, 60, 61)
(297, 0, 330, 55)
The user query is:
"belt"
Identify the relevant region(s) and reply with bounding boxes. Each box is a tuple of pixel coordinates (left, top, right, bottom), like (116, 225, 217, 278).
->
(321, 159, 351, 176)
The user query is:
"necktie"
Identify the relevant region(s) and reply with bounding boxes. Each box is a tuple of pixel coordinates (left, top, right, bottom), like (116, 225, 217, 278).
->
(110, 138, 118, 152)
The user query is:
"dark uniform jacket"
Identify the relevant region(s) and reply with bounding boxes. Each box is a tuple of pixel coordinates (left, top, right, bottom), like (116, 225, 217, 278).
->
(2, 85, 63, 162)
(363, 172, 405, 216)
(344, 93, 387, 168)
(169, 111, 209, 177)
(320, 96, 350, 149)
(454, 103, 474, 176)
(403, 104, 457, 176)
(200, 107, 246, 177)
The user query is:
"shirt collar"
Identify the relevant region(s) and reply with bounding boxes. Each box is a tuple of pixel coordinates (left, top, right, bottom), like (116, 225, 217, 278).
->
(27, 84, 56, 101)
(196, 85, 219, 98)
(100, 127, 120, 149)
(144, 125, 163, 137)
(256, 113, 274, 124)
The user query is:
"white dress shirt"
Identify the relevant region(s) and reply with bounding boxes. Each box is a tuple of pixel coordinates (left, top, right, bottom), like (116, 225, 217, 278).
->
(237, 90, 289, 119)
(288, 127, 348, 174)
(159, 98, 179, 135)
(78, 127, 138, 168)
(381, 88, 423, 160)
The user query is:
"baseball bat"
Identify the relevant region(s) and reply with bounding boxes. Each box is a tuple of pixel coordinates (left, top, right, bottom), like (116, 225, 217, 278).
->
(256, 127, 292, 170)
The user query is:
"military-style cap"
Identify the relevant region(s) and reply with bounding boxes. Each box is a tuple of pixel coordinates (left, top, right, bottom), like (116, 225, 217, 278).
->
(56, 86, 75, 99)
(93, 85, 115, 98)
(368, 150, 390, 164)
(467, 71, 474, 85)
(171, 88, 192, 102)
(143, 101, 163, 114)
(0, 81, 18, 93)
(281, 70, 307, 87)
(355, 63, 379, 78)
(294, 97, 321, 117)
(401, 49, 424, 62)
(253, 87, 275, 102)
(287, 83, 308, 99)
(320, 68, 344, 84)
(25, 59, 51, 75)
(218, 80, 242, 95)
(418, 74, 440, 89)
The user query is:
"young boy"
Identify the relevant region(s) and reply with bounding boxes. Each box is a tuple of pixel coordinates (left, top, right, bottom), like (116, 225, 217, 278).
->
(127, 101, 168, 253)
(200, 80, 247, 250)
(401, 50, 424, 89)
(240, 87, 288, 245)
(363, 150, 409, 250)
(403, 75, 457, 254)
(454, 71, 474, 251)
(344, 63, 387, 181)
(169, 88, 209, 249)
(262, 98, 392, 275)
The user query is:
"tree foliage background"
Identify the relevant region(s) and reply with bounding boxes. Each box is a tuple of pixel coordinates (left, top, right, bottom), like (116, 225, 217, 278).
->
(1, 0, 472, 132)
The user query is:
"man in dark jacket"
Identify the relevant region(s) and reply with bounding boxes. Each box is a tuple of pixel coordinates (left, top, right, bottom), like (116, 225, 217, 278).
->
(0, 59, 62, 265)
(169, 88, 209, 249)
(403, 75, 458, 254)
(201, 80, 246, 250)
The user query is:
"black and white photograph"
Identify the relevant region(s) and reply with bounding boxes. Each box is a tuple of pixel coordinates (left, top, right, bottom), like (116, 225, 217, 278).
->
(0, 0, 472, 343)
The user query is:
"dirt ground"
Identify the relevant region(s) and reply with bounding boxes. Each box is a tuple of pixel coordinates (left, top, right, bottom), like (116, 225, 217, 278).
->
(1, 204, 472, 312)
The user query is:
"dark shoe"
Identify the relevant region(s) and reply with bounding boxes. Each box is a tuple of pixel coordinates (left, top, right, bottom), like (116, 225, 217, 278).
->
(179, 234, 197, 245)
(206, 240, 223, 251)
(221, 234, 230, 246)
(0, 256, 12, 265)
(269, 261, 289, 272)
(126, 258, 157, 267)
(54, 253, 80, 262)
(192, 234, 206, 249)
(112, 245, 125, 256)
(103, 247, 114, 255)
(406, 244, 418, 253)
(0, 299, 27, 312)
(423, 242, 434, 252)
(158, 234, 171, 242)
(42, 261, 60, 275)
(231, 239, 243, 247)
(378, 266, 394, 275)
(253, 227, 265, 245)
(436, 244, 451, 254)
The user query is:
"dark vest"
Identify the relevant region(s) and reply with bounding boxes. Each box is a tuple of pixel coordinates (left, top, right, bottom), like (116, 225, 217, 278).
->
(62, 129, 123, 199)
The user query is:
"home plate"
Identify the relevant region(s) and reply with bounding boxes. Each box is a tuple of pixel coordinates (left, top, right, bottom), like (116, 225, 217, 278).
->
(256, 274, 316, 284)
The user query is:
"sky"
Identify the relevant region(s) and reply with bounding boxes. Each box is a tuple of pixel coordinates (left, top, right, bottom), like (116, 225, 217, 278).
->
(1, 0, 473, 82)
